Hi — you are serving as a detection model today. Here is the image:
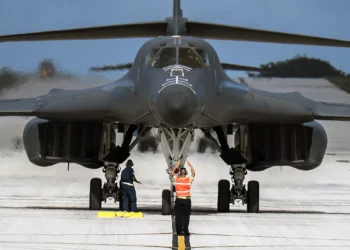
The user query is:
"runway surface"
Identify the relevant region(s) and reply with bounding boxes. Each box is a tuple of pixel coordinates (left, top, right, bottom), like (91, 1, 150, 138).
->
(0, 77, 350, 249)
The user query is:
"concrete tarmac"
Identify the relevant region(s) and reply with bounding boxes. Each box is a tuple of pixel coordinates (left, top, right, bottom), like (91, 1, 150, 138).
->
(0, 77, 350, 249)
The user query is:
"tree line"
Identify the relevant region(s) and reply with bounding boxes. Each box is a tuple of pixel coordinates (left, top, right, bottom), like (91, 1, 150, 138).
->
(1, 56, 349, 94)
(248, 55, 350, 93)
(0, 59, 71, 95)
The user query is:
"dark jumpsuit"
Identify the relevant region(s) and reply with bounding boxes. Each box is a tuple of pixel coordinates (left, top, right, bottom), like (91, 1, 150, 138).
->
(175, 198, 191, 235)
(121, 167, 137, 212)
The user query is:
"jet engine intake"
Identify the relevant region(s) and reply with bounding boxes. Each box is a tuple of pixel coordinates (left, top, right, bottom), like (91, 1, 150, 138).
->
(23, 118, 116, 169)
(246, 121, 328, 171)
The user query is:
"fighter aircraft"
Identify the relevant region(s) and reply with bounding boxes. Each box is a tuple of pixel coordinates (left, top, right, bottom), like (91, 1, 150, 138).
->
(0, 0, 350, 214)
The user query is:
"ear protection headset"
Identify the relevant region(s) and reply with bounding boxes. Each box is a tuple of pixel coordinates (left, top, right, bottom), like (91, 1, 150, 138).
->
(126, 159, 134, 167)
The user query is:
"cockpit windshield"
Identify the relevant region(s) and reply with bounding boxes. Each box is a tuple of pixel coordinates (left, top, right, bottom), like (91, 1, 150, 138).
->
(148, 46, 208, 69)
(178, 48, 203, 68)
(151, 47, 177, 68)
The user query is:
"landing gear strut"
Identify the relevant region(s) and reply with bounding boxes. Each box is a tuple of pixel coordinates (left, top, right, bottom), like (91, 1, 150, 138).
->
(89, 163, 122, 210)
(88, 124, 150, 210)
(227, 165, 259, 213)
(203, 126, 260, 213)
(159, 126, 194, 215)
(102, 164, 121, 203)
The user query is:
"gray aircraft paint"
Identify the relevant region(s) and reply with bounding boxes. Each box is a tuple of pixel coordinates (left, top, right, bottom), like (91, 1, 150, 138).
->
(0, 0, 349, 167)
(1, 34, 349, 128)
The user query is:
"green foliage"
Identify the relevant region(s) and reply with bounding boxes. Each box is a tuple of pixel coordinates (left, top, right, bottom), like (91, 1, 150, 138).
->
(325, 76, 350, 94)
(0, 67, 26, 94)
(249, 55, 346, 78)
(248, 55, 350, 94)
(0, 59, 73, 95)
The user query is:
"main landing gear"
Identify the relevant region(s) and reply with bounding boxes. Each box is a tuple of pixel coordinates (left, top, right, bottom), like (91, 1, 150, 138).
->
(88, 124, 150, 210)
(159, 126, 194, 215)
(202, 126, 260, 213)
(89, 163, 122, 210)
(217, 166, 259, 213)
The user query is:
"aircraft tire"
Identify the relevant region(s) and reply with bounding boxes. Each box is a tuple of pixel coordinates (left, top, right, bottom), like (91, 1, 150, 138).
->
(162, 189, 172, 215)
(89, 178, 102, 210)
(217, 179, 230, 212)
(247, 180, 259, 213)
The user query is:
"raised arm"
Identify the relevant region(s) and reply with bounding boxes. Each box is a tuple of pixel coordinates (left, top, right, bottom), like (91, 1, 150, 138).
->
(187, 160, 195, 177)
(171, 161, 181, 177)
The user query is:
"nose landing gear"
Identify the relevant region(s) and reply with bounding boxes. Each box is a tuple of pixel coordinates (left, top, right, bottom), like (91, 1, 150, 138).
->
(159, 126, 194, 215)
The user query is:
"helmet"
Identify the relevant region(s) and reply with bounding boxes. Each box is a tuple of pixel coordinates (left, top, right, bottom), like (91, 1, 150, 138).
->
(179, 167, 187, 175)
(126, 159, 134, 167)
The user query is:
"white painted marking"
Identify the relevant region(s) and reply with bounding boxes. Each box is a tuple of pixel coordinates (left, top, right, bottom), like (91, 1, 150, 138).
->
(158, 82, 196, 95)
(162, 65, 192, 72)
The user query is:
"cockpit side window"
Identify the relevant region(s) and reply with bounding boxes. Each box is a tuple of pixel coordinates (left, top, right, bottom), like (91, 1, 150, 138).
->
(178, 47, 204, 68)
(146, 48, 161, 66)
(194, 48, 209, 66)
(150, 47, 177, 68)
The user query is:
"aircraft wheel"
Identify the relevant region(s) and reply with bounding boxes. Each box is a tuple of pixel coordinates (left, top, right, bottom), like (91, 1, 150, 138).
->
(89, 192, 92, 209)
(217, 179, 230, 212)
(89, 178, 102, 210)
(162, 189, 172, 215)
(247, 180, 259, 213)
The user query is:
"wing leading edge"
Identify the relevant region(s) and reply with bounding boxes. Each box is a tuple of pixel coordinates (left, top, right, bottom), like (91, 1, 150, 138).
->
(0, 88, 117, 121)
(0, 98, 37, 116)
(314, 102, 350, 121)
(0, 79, 146, 123)
(252, 90, 350, 122)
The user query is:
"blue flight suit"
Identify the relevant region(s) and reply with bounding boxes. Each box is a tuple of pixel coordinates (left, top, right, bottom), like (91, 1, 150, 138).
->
(121, 167, 137, 212)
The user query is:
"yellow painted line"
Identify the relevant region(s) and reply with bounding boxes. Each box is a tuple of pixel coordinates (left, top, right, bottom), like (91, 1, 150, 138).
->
(98, 211, 143, 218)
(123, 212, 143, 218)
(97, 211, 116, 218)
(178, 235, 185, 250)
(115, 211, 124, 217)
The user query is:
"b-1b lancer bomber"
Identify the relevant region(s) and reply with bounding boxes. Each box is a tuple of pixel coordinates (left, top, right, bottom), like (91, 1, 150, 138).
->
(0, 0, 349, 214)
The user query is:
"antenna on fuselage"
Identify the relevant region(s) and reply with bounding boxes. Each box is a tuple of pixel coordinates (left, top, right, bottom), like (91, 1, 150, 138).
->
(173, 0, 182, 17)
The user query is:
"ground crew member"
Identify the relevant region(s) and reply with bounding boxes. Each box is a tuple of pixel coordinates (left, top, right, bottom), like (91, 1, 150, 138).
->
(171, 160, 195, 236)
(121, 159, 141, 212)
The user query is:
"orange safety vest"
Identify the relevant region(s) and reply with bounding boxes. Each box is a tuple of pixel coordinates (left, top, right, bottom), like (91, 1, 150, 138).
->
(174, 176, 191, 197)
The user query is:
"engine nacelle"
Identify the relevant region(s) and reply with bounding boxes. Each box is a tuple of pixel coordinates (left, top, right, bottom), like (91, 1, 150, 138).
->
(23, 118, 116, 169)
(246, 121, 328, 171)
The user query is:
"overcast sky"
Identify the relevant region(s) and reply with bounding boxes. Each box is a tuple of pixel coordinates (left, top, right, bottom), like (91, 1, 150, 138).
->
(0, 0, 350, 79)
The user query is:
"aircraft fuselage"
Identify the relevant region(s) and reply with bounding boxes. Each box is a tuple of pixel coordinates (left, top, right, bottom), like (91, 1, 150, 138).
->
(114, 36, 232, 128)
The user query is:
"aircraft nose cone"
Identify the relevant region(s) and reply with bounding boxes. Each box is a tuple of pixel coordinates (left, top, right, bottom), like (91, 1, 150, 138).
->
(154, 85, 198, 127)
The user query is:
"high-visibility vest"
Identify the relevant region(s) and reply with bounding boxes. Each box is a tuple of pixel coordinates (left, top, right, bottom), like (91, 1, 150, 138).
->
(174, 176, 191, 197)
